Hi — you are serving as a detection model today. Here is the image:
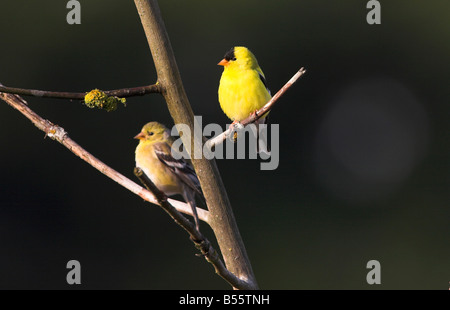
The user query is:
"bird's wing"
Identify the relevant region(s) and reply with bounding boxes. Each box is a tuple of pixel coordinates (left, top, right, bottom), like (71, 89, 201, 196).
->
(153, 142, 203, 196)
(257, 67, 271, 95)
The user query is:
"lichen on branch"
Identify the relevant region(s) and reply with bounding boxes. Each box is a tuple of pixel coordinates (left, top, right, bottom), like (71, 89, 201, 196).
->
(84, 89, 126, 112)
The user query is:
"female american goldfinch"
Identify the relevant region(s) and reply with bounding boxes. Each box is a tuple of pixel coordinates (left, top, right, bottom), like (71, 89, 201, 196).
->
(134, 122, 202, 232)
(218, 46, 271, 154)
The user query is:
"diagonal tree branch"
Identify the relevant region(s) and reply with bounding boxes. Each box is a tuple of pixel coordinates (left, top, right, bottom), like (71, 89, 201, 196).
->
(0, 87, 250, 289)
(0, 89, 209, 224)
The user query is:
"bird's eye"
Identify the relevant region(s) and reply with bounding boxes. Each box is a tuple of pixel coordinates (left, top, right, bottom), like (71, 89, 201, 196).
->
(148, 131, 154, 136)
(231, 57, 237, 61)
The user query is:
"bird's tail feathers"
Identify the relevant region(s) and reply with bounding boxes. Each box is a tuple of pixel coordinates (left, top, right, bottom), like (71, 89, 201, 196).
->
(183, 189, 201, 233)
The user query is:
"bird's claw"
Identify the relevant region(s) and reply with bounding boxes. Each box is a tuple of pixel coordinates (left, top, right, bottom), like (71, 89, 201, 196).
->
(230, 121, 244, 131)
(229, 121, 244, 143)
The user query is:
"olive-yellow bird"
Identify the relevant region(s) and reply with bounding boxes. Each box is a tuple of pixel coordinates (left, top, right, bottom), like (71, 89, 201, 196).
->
(134, 122, 202, 232)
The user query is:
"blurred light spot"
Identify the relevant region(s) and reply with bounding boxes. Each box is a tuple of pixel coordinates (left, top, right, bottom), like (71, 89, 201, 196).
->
(314, 77, 429, 204)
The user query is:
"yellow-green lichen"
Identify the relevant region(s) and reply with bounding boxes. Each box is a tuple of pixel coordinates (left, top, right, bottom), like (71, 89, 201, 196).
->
(84, 89, 126, 112)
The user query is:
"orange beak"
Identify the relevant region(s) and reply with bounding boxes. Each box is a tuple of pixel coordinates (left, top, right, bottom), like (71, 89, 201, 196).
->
(217, 58, 229, 66)
(134, 132, 146, 140)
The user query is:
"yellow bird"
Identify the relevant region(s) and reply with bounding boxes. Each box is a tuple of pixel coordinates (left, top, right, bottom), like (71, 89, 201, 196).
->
(218, 46, 271, 154)
(134, 122, 202, 232)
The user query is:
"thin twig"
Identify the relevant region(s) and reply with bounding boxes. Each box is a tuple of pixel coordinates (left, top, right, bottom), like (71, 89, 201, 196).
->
(134, 167, 253, 290)
(205, 67, 306, 150)
(0, 89, 209, 224)
(0, 83, 162, 100)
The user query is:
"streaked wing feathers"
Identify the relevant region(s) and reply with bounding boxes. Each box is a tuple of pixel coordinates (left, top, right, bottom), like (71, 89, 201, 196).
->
(154, 143, 203, 196)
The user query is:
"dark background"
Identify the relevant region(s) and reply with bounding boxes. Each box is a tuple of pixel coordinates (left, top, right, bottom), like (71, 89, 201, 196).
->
(0, 1, 448, 289)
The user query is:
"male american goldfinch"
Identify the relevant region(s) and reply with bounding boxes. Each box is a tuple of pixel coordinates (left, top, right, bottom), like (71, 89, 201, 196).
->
(218, 46, 271, 155)
(134, 122, 202, 232)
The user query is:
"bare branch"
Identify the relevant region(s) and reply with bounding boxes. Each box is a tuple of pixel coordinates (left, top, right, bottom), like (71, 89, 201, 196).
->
(0, 83, 162, 100)
(0, 90, 209, 224)
(205, 67, 306, 150)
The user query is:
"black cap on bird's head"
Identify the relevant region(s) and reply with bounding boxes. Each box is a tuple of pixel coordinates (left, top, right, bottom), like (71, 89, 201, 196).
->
(217, 46, 258, 70)
(218, 47, 236, 66)
(223, 47, 236, 61)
